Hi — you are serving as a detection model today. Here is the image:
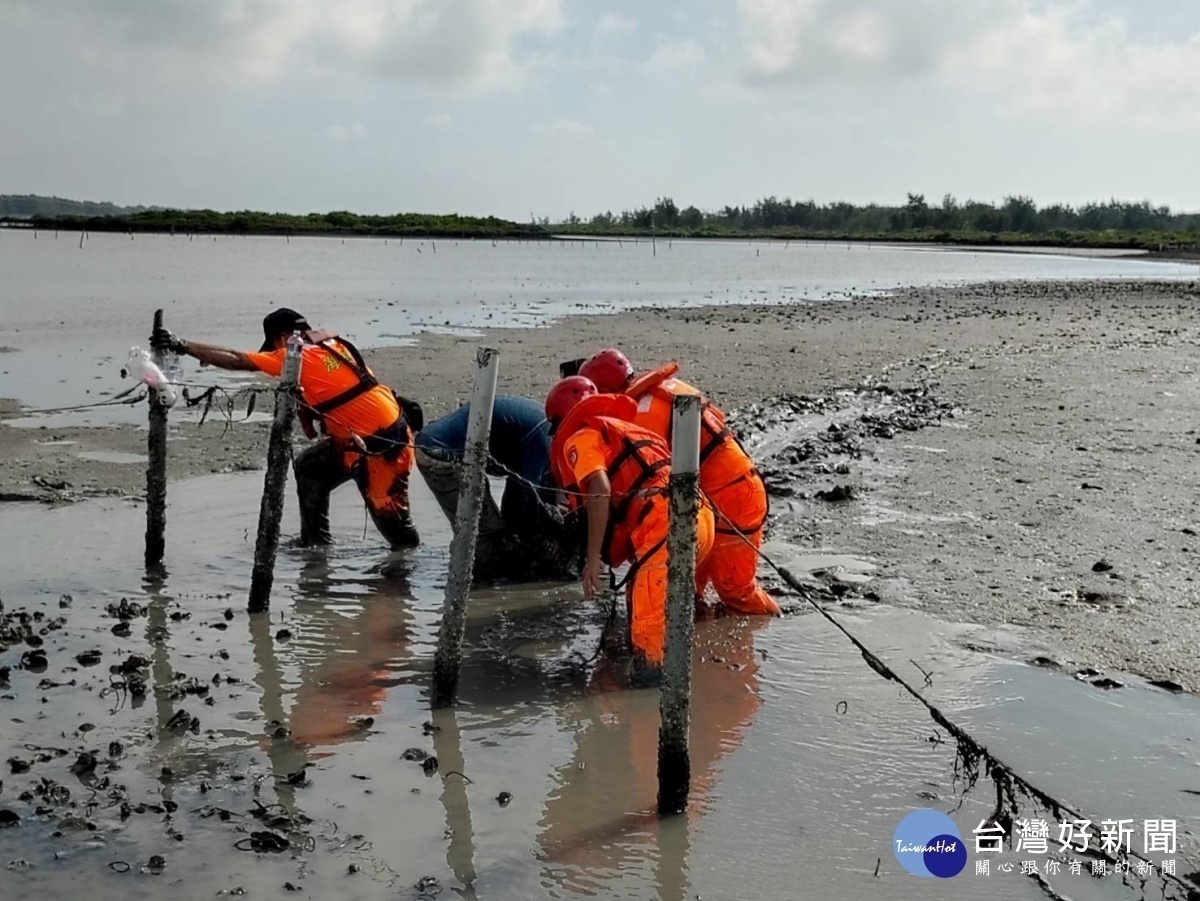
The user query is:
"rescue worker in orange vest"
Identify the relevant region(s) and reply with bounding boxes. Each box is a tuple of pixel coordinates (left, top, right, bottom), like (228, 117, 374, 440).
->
(152, 308, 420, 549)
(546, 376, 715, 674)
(578, 349, 780, 617)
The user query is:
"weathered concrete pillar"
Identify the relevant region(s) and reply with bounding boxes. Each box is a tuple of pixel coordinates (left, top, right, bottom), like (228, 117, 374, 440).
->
(658, 393, 701, 815)
(431, 347, 499, 708)
(145, 309, 169, 570)
(248, 334, 303, 613)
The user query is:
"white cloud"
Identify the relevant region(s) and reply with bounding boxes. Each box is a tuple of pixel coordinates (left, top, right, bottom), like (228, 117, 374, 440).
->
(734, 0, 1200, 125)
(643, 38, 706, 73)
(595, 13, 637, 38)
(736, 0, 990, 82)
(530, 117, 593, 138)
(14, 0, 566, 92)
(321, 122, 367, 142)
(425, 111, 453, 127)
(946, 6, 1200, 126)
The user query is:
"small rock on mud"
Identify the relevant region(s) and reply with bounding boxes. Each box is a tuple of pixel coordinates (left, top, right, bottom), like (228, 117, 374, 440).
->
(816, 485, 858, 503)
(1149, 679, 1185, 693)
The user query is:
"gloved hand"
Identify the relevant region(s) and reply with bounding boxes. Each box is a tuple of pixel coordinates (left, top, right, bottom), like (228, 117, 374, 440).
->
(151, 327, 188, 356)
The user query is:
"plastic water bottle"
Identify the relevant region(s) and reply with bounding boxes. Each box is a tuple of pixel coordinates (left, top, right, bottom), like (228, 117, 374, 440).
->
(163, 351, 183, 386)
(124, 347, 178, 407)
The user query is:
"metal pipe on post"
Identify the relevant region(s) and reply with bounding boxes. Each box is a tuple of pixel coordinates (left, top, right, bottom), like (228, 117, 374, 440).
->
(658, 393, 701, 816)
(248, 334, 303, 613)
(145, 309, 169, 570)
(431, 347, 500, 708)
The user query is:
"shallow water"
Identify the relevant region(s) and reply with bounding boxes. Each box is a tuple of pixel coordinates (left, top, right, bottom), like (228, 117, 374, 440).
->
(0, 470, 1195, 899)
(1, 230, 1196, 418)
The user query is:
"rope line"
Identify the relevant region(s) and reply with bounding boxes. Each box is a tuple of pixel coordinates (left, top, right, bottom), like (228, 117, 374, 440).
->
(17, 372, 1189, 895)
(704, 495, 1187, 894)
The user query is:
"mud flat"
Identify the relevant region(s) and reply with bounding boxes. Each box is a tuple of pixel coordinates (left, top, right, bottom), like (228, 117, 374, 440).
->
(3, 279, 1200, 897)
(1, 471, 1198, 900)
(4, 279, 1200, 688)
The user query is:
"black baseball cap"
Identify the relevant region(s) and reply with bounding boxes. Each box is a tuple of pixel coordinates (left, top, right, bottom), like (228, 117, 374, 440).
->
(260, 308, 309, 351)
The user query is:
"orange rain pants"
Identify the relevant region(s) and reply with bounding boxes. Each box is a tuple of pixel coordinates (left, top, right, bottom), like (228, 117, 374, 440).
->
(697, 467, 779, 616)
(629, 377, 780, 616)
(626, 495, 715, 665)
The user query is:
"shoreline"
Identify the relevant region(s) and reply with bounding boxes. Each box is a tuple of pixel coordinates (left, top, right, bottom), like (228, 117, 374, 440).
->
(4, 278, 1200, 692)
(6, 219, 1200, 258)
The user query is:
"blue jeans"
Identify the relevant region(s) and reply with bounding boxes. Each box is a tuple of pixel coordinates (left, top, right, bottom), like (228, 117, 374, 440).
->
(415, 396, 575, 581)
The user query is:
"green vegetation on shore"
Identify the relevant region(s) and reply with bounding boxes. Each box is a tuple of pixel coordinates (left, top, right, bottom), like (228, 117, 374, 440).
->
(3, 192, 1198, 250)
(0, 194, 154, 218)
(2, 203, 545, 239)
(558, 194, 1200, 251)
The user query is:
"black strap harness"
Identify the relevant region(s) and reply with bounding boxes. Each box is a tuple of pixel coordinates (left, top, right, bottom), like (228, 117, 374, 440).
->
(307, 338, 381, 417)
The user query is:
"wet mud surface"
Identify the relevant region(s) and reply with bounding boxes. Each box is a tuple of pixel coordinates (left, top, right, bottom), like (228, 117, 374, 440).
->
(0, 474, 1198, 900)
(4, 278, 1200, 897)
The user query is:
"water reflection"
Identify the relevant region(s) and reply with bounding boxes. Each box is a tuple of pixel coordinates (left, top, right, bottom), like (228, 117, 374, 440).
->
(539, 615, 769, 899)
(285, 552, 418, 750)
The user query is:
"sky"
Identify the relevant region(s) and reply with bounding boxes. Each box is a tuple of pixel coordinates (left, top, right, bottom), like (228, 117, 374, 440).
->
(0, 0, 1197, 220)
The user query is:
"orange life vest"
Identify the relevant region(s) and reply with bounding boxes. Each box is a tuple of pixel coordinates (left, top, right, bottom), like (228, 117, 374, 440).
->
(551, 394, 673, 566)
(625, 366, 736, 467)
(625, 366, 765, 532)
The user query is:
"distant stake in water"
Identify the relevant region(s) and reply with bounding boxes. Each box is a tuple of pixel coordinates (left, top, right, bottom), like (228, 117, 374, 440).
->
(658, 394, 701, 815)
(247, 333, 303, 613)
(145, 309, 170, 570)
(432, 347, 499, 708)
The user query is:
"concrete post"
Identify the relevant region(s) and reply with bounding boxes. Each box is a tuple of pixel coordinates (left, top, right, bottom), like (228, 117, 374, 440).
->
(145, 309, 169, 570)
(658, 393, 701, 815)
(431, 347, 499, 708)
(248, 334, 303, 613)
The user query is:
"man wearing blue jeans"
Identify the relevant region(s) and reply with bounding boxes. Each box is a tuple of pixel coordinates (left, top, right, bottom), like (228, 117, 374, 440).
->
(415, 395, 578, 582)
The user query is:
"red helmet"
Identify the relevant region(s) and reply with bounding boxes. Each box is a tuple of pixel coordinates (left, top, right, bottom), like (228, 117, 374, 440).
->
(546, 376, 598, 426)
(579, 348, 633, 393)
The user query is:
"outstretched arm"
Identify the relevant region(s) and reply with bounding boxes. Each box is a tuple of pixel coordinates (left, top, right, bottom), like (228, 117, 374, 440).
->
(580, 471, 611, 599)
(181, 341, 259, 372)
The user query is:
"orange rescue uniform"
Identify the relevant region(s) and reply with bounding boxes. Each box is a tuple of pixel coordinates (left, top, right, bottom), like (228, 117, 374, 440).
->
(551, 395, 714, 665)
(246, 339, 416, 547)
(624, 366, 779, 616)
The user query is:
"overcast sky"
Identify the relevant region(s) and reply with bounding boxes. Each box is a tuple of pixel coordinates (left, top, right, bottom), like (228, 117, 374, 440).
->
(1, 1, 1197, 219)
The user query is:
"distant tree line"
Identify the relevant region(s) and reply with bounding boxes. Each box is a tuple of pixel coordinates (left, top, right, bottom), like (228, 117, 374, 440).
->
(0, 194, 154, 218)
(560, 194, 1200, 249)
(6, 192, 1199, 249)
(3, 205, 547, 239)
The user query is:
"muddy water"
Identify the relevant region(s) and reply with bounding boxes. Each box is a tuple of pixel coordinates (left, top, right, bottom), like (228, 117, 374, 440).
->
(0, 473, 1196, 900)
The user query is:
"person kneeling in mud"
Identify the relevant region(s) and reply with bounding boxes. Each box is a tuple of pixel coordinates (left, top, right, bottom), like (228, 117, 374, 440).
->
(415, 395, 578, 582)
(545, 376, 715, 680)
(153, 308, 421, 549)
(577, 348, 780, 618)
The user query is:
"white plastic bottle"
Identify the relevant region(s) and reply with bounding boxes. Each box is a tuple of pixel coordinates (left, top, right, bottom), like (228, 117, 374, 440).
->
(125, 347, 178, 407)
(163, 351, 183, 386)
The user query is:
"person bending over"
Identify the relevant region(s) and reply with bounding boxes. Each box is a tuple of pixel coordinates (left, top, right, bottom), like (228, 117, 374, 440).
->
(415, 395, 577, 582)
(153, 308, 420, 549)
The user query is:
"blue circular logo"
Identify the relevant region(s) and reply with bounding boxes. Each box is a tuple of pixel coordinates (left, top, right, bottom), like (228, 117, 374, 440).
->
(893, 809, 967, 878)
